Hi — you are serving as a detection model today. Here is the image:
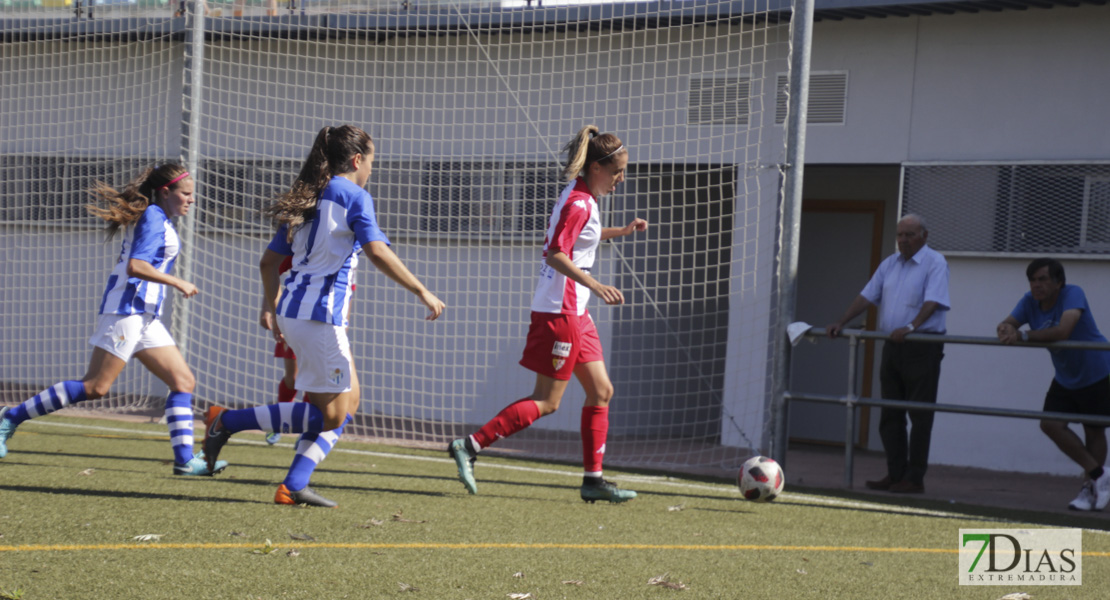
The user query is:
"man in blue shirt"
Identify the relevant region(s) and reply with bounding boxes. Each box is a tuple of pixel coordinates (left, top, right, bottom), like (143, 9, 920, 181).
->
(827, 214, 950, 494)
(997, 258, 1110, 511)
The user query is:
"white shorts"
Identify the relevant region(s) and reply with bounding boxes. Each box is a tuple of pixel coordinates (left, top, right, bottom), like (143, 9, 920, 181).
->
(89, 313, 175, 361)
(277, 315, 353, 394)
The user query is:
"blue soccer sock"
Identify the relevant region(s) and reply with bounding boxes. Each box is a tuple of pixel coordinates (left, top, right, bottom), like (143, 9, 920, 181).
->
(282, 414, 350, 492)
(6, 381, 88, 425)
(220, 402, 325, 435)
(164, 392, 195, 465)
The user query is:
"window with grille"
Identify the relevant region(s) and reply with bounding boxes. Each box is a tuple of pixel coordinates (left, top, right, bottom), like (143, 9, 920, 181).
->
(688, 76, 751, 126)
(418, 161, 561, 238)
(0, 156, 155, 225)
(900, 163, 1110, 256)
(200, 159, 300, 233)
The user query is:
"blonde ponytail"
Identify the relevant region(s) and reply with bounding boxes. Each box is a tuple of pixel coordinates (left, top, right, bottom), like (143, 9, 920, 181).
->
(560, 125, 625, 182)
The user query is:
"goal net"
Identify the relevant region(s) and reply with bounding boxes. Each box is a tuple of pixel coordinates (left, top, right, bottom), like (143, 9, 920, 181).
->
(0, 0, 792, 474)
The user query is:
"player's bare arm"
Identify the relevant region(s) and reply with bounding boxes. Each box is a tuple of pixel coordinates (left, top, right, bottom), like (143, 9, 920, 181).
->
(364, 240, 446, 320)
(600, 217, 648, 241)
(127, 258, 197, 298)
(545, 251, 623, 305)
(258, 248, 287, 341)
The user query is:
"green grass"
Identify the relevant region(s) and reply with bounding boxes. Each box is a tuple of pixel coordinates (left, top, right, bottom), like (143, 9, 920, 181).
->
(1, 415, 1108, 599)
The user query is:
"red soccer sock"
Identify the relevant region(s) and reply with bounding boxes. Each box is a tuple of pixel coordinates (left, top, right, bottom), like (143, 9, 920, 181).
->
(277, 379, 297, 403)
(581, 405, 609, 475)
(471, 398, 541, 450)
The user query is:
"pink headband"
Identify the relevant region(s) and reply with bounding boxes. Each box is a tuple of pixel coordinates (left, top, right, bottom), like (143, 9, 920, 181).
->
(158, 171, 190, 191)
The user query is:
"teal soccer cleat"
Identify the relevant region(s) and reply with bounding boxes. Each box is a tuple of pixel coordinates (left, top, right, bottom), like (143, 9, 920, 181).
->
(580, 479, 637, 504)
(266, 432, 282, 445)
(448, 438, 478, 494)
(0, 407, 16, 459)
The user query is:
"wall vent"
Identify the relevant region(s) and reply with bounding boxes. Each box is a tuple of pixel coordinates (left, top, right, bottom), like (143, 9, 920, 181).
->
(776, 71, 848, 125)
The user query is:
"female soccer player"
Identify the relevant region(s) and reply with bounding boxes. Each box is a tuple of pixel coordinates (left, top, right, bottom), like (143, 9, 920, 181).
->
(448, 125, 647, 503)
(203, 125, 445, 507)
(264, 255, 299, 446)
(0, 163, 225, 476)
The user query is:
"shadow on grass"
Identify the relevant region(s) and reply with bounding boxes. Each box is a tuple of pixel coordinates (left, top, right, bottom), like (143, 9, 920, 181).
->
(786, 484, 1110, 530)
(4, 449, 169, 465)
(0, 484, 265, 504)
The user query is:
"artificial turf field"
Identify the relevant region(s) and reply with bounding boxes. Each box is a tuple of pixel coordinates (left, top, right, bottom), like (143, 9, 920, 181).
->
(0, 415, 1108, 599)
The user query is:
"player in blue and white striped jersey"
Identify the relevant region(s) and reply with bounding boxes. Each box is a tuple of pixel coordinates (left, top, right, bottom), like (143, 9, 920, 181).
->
(0, 163, 226, 476)
(203, 125, 445, 507)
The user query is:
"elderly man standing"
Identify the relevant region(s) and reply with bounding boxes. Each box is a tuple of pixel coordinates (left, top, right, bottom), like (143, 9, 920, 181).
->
(826, 214, 950, 494)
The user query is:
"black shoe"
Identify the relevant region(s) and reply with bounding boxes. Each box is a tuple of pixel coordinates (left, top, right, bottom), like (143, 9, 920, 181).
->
(865, 476, 893, 491)
(202, 406, 231, 473)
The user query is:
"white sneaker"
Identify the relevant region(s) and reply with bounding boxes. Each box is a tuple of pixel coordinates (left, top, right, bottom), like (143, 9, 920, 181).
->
(1094, 468, 1110, 511)
(1068, 480, 1095, 511)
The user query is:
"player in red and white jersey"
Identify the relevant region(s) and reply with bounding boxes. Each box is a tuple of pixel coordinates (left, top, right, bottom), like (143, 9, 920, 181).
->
(449, 125, 648, 503)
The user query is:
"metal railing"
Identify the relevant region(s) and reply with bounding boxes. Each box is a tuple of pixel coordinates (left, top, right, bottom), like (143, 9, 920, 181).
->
(786, 327, 1110, 488)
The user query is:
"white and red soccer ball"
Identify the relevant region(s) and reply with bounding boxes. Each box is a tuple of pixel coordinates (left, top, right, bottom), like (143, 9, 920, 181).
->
(738, 455, 784, 502)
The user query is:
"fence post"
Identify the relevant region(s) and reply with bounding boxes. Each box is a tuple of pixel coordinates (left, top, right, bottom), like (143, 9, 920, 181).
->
(173, 0, 205, 363)
(844, 334, 858, 488)
(770, 0, 815, 465)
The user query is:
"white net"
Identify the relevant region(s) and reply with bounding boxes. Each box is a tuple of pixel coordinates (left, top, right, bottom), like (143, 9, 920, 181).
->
(1, 0, 791, 474)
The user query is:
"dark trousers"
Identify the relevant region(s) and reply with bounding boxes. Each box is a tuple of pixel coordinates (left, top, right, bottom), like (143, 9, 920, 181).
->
(878, 339, 944, 485)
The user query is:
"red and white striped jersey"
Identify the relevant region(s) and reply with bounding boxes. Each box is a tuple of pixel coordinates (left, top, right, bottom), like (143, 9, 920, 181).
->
(530, 178, 602, 316)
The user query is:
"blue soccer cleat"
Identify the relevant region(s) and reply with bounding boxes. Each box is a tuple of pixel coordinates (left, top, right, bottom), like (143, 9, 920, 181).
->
(174, 451, 228, 476)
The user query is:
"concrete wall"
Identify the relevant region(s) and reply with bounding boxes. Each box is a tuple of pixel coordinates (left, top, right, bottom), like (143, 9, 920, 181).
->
(793, 5, 1110, 475)
(805, 5, 1110, 163)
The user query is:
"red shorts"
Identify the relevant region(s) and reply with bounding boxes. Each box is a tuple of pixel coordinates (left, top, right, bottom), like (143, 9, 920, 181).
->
(519, 311, 603, 381)
(273, 341, 296, 360)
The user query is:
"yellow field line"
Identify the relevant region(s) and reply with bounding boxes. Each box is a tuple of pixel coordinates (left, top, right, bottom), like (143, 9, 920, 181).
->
(1, 542, 1109, 556)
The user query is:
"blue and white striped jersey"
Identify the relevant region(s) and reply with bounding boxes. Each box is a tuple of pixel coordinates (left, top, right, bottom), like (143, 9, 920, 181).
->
(98, 204, 179, 317)
(267, 176, 390, 326)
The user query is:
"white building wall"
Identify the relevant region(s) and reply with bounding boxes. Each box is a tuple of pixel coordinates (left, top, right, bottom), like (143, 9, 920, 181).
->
(806, 5, 1110, 163)
(803, 5, 1110, 475)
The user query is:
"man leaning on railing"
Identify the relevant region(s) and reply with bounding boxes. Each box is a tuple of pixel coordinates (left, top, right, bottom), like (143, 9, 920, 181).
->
(996, 257, 1110, 512)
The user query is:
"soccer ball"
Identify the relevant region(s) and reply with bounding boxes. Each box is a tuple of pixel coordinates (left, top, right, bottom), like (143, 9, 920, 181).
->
(738, 455, 784, 502)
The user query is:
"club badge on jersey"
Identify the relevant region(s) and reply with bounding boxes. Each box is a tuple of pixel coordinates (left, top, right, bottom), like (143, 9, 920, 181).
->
(552, 341, 572, 371)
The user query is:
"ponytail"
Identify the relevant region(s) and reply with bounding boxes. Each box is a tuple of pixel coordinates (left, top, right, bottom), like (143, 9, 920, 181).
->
(561, 125, 625, 182)
(87, 162, 188, 240)
(266, 124, 373, 240)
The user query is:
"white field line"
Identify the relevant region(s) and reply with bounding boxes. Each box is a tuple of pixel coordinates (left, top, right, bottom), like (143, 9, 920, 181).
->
(24, 419, 1110, 535)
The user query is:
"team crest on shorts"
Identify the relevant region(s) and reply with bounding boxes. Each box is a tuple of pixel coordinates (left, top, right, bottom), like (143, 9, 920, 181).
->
(114, 334, 127, 350)
(330, 368, 344, 385)
(552, 357, 566, 371)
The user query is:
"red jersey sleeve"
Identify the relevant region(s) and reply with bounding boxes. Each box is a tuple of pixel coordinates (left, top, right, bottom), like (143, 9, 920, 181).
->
(547, 196, 592, 258)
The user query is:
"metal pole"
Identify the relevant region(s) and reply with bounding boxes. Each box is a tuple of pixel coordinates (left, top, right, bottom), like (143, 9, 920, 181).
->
(770, 0, 815, 464)
(174, 0, 205, 361)
(844, 335, 858, 488)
